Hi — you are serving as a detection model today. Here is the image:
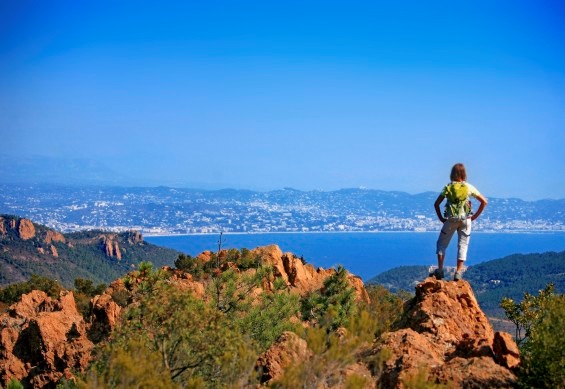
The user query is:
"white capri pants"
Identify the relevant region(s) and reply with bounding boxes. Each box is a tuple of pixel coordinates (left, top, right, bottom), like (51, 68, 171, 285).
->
(436, 218, 472, 262)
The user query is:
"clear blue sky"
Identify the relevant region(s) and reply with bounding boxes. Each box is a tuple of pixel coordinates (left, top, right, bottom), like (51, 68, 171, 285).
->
(1, 1, 564, 200)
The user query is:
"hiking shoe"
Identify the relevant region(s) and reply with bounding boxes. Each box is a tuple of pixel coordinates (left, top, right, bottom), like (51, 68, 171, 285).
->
(430, 269, 444, 280)
(454, 272, 463, 281)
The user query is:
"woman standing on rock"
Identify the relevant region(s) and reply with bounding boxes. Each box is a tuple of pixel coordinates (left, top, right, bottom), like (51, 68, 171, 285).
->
(432, 163, 488, 281)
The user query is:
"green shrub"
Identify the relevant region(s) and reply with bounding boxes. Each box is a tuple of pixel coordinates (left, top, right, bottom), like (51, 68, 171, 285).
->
(6, 378, 24, 389)
(0, 274, 63, 304)
(73, 278, 107, 317)
(111, 289, 130, 307)
(301, 265, 357, 331)
(519, 295, 565, 388)
(364, 284, 405, 337)
(90, 280, 258, 387)
(500, 283, 555, 345)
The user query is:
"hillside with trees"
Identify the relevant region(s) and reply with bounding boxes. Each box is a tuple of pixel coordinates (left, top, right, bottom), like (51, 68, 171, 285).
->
(0, 214, 180, 287)
(367, 251, 565, 317)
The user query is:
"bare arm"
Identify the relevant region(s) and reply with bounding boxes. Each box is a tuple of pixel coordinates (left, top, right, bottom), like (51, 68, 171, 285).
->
(471, 194, 488, 221)
(434, 195, 446, 223)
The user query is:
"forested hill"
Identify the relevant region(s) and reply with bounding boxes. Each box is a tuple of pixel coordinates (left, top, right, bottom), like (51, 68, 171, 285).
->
(367, 251, 565, 317)
(0, 214, 180, 287)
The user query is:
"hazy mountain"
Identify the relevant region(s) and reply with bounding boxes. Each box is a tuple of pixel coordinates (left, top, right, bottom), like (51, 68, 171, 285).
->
(0, 155, 130, 186)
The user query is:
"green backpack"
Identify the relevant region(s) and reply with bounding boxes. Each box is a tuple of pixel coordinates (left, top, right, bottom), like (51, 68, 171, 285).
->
(444, 182, 472, 218)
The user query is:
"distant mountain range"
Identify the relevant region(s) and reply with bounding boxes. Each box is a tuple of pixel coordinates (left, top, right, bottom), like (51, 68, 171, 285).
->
(368, 251, 565, 318)
(0, 214, 180, 287)
(1, 184, 564, 234)
(0, 156, 129, 186)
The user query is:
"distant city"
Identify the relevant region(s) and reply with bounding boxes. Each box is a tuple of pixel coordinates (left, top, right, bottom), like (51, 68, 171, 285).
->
(1, 184, 564, 235)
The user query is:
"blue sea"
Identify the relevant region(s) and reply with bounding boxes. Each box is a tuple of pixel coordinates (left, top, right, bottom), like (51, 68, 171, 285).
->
(145, 232, 565, 281)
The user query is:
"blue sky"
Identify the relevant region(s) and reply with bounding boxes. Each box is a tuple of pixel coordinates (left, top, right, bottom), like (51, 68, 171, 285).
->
(1, 1, 564, 200)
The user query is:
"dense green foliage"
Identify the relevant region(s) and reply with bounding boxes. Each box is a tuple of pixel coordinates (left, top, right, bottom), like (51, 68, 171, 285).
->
(0, 274, 63, 305)
(92, 280, 257, 387)
(208, 265, 300, 351)
(0, 215, 180, 288)
(500, 284, 555, 345)
(174, 248, 262, 279)
(84, 259, 302, 387)
(73, 278, 107, 317)
(6, 378, 24, 389)
(301, 265, 357, 331)
(501, 284, 565, 388)
(519, 294, 565, 388)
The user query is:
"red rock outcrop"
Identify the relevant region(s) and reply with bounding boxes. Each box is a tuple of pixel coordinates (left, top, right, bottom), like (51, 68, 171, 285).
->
(44, 230, 65, 244)
(0, 217, 6, 236)
(18, 219, 36, 240)
(162, 267, 206, 299)
(374, 278, 519, 388)
(256, 330, 375, 388)
(50, 244, 58, 257)
(0, 291, 93, 388)
(493, 331, 521, 370)
(197, 250, 213, 263)
(100, 235, 122, 260)
(87, 293, 122, 343)
(126, 230, 143, 245)
(252, 245, 370, 303)
(256, 331, 313, 383)
(114, 241, 121, 260)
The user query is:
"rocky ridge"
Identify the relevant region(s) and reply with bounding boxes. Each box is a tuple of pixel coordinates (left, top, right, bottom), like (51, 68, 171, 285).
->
(0, 215, 180, 287)
(0, 244, 519, 388)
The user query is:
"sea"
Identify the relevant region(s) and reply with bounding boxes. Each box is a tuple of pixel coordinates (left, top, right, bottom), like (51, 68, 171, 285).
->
(145, 232, 565, 281)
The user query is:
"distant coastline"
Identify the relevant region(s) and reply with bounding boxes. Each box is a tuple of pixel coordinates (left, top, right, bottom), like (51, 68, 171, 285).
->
(143, 230, 565, 238)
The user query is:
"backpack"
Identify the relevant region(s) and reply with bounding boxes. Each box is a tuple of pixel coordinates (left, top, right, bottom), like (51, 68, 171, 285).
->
(443, 182, 472, 218)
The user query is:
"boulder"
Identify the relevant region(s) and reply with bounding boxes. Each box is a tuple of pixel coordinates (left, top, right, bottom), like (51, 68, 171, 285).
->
(165, 267, 206, 300)
(0, 291, 93, 388)
(493, 331, 521, 370)
(44, 230, 65, 244)
(87, 293, 122, 343)
(256, 331, 313, 384)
